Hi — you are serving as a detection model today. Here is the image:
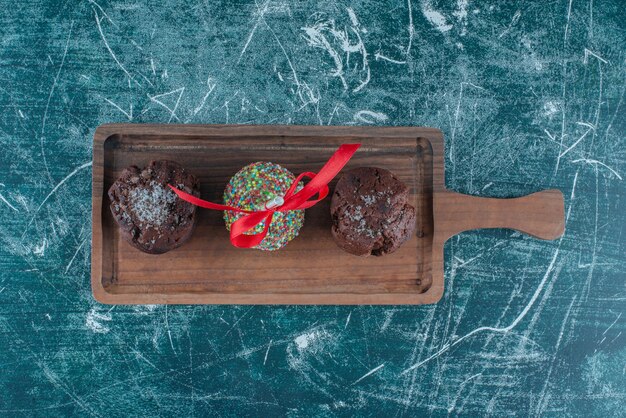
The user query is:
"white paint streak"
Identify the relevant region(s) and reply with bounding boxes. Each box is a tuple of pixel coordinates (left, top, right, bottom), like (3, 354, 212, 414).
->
(22, 161, 93, 238)
(261, 13, 318, 110)
(103, 97, 132, 120)
(535, 295, 578, 415)
(263, 340, 272, 365)
(583, 48, 609, 64)
(345, 311, 352, 329)
(148, 88, 185, 122)
(354, 110, 388, 124)
(88, 0, 117, 28)
(165, 305, 176, 355)
(401, 247, 561, 374)
(94, 11, 134, 82)
(41, 21, 73, 184)
(406, 0, 414, 55)
(190, 79, 216, 119)
(238, 0, 270, 62)
(564, 0, 573, 42)
(294, 332, 315, 350)
(302, 23, 349, 90)
(33, 238, 48, 256)
(223, 307, 253, 337)
(559, 127, 592, 158)
(41, 365, 102, 417)
(453, 0, 468, 21)
(65, 238, 87, 274)
(301, 8, 370, 93)
(566, 170, 579, 224)
(374, 53, 406, 64)
(453, 0, 469, 35)
(498, 10, 521, 39)
(353, 364, 385, 385)
(572, 159, 622, 180)
(603, 312, 622, 335)
(448, 373, 482, 413)
(0, 192, 18, 212)
(85, 308, 112, 334)
(543, 101, 560, 117)
(421, 1, 453, 33)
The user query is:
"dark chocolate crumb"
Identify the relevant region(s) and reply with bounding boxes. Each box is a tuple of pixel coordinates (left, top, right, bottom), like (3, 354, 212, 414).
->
(330, 167, 417, 257)
(108, 160, 200, 254)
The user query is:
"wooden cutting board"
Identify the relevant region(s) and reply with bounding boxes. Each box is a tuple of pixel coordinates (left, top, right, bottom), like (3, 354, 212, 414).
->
(91, 124, 564, 304)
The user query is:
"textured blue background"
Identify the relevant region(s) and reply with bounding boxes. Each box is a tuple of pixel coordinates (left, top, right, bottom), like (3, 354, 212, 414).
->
(0, 0, 624, 416)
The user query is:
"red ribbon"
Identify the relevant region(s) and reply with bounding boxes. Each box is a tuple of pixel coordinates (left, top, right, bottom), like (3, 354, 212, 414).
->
(169, 144, 361, 248)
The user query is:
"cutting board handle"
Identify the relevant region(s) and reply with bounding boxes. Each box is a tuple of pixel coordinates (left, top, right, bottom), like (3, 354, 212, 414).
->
(435, 189, 565, 241)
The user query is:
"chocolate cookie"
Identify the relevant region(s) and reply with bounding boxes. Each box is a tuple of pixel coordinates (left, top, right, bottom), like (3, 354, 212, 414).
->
(108, 160, 200, 254)
(330, 167, 416, 256)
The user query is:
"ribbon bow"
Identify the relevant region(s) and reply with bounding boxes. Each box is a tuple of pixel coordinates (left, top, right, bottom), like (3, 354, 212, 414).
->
(169, 144, 360, 248)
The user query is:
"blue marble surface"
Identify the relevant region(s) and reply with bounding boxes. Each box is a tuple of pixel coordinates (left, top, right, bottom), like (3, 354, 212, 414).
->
(0, 0, 624, 416)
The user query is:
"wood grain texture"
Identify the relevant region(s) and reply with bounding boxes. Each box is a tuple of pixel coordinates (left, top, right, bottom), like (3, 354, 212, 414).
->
(92, 124, 564, 304)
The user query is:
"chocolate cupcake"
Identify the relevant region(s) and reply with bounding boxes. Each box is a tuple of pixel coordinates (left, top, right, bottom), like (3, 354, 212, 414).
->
(108, 160, 200, 254)
(330, 167, 416, 256)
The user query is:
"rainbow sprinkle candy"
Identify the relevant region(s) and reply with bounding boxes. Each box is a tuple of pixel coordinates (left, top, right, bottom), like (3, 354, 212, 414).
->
(223, 162, 305, 251)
